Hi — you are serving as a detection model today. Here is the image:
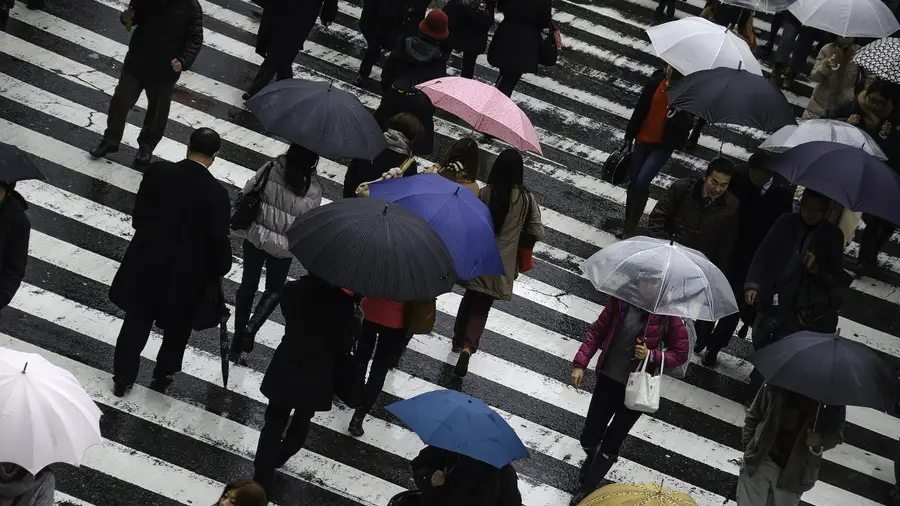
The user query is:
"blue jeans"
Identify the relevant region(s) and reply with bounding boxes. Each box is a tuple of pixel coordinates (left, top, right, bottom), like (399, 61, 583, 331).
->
(629, 143, 673, 196)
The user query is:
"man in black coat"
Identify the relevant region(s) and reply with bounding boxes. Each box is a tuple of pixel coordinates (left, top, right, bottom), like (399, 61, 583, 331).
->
(443, 0, 497, 78)
(354, 0, 431, 85)
(109, 128, 232, 397)
(694, 151, 793, 366)
(89, 0, 203, 166)
(0, 182, 30, 313)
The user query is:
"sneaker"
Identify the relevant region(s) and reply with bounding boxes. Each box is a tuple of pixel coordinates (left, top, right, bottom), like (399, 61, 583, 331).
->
(454, 349, 471, 377)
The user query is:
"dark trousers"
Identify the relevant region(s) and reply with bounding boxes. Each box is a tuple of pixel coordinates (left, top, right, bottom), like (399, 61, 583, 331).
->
(655, 0, 676, 18)
(253, 401, 315, 492)
(495, 72, 522, 97)
(104, 67, 175, 153)
(763, 13, 784, 49)
(112, 312, 191, 386)
(460, 51, 478, 79)
(359, 43, 382, 79)
(452, 289, 495, 352)
(748, 310, 797, 390)
(579, 374, 642, 456)
(235, 240, 292, 336)
(246, 56, 294, 97)
(858, 214, 896, 268)
(356, 320, 412, 412)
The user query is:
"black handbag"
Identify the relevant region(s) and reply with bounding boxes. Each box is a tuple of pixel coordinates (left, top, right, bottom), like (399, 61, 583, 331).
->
(333, 305, 365, 407)
(601, 142, 633, 186)
(191, 278, 228, 331)
(538, 21, 560, 67)
(230, 161, 274, 231)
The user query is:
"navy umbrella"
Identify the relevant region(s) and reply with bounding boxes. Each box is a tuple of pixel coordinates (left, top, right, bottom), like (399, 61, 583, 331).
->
(246, 79, 387, 161)
(666, 67, 797, 133)
(286, 198, 457, 301)
(769, 141, 900, 225)
(0, 142, 46, 183)
(749, 331, 900, 411)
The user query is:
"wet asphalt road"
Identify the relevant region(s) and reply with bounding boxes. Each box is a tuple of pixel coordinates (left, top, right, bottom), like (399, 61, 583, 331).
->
(1, 0, 899, 505)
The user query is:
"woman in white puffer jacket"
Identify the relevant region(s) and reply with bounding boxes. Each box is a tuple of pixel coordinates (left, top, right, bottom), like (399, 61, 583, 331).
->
(230, 144, 323, 362)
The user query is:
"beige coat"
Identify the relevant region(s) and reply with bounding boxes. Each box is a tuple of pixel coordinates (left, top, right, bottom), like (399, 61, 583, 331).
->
(463, 187, 545, 300)
(804, 43, 860, 119)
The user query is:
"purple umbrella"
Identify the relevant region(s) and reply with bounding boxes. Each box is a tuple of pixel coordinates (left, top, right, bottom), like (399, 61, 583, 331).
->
(769, 141, 900, 225)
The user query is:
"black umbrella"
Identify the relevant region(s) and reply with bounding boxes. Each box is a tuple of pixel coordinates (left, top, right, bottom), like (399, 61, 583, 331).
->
(287, 198, 457, 301)
(666, 68, 797, 133)
(246, 79, 387, 161)
(0, 142, 46, 183)
(749, 331, 900, 411)
(218, 307, 232, 389)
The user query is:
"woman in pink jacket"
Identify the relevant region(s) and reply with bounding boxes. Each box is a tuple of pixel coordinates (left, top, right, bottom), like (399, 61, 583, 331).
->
(570, 297, 689, 491)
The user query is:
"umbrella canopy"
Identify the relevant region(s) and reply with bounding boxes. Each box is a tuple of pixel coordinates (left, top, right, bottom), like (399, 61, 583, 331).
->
(576, 482, 699, 506)
(760, 119, 887, 160)
(666, 68, 797, 133)
(788, 0, 900, 37)
(581, 236, 738, 321)
(853, 37, 900, 85)
(386, 390, 529, 468)
(647, 17, 762, 76)
(367, 174, 504, 280)
(768, 141, 900, 224)
(287, 198, 457, 301)
(719, 0, 798, 13)
(748, 331, 900, 410)
(416, 77, 542, 155)
(246, 79, 387, 161)
(0, 348, 102, 475)
(0, 142, 46, 184)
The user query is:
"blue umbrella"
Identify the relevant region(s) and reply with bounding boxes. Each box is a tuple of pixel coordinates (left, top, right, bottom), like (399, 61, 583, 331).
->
(769, 141, 900, 225)
(368, 174, 504, 280)
(386, 390, 529, 468)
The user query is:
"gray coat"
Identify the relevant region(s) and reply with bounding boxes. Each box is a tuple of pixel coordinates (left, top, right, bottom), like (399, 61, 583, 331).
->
(236, 156, 323, 259)
(741, 385, 845, 493)
(803, 42, 860, 119)
(0, 464, 54, 506)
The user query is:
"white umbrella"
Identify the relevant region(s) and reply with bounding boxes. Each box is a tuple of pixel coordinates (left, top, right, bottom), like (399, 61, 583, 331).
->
(646, 17, 763, 77)
(581, 236, 738, 322)
(0, 348, 102, 475)
(788, 0, 900, 38)
(720, 0, 799, 13)
(760, 119, 888, 159)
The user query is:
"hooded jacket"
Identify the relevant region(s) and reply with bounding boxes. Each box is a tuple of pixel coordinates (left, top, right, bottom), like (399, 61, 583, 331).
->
(0, 191, 30, 310)
(236, 156, 323, 259)
(0, 464, 54, 506)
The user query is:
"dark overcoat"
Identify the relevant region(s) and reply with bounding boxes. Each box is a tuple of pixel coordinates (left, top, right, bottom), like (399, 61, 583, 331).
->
(0, 192, 30, 310)
(122, 0, 204, 83)
(444, 0, 497, 55)
(487, 0, 552, 74)
(359, 0, 430, 50)
(255, 0, 338, 66)
(411, 446, 523, 506)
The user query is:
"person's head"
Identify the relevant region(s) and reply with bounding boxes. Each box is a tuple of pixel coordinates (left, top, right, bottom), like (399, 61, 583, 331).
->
(836, 36, 855, 48)
(187, 127, 221, 167)
(862, 80, 895, 113)
(283, 143, 318, 196)
(486, 149, 525, 234)
(443, 138, 480, 182)
(665, 65, 683, 85)
(216, 480, 266, 506)
(385, 113, 423, 155)
(418, 9, 449, 41)
(704, 158, 734, 200)
(799, 189, 831, 226)
(747, 150, 773, 188)
(0, 181, 13, 203)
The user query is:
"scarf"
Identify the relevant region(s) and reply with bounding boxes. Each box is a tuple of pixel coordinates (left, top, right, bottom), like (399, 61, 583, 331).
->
(858, 90, 894, 131)
(384, 129, 411, 156)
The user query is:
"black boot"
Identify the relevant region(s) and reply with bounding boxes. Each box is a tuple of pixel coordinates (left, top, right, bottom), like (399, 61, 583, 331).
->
(348, 409, 366, 437)
(244, 291, 281, 353)
(89, 140, 119, 159)
(577, 446, 597, 485)
(229, 326, 245, 363)
(571, 452, 618, 505)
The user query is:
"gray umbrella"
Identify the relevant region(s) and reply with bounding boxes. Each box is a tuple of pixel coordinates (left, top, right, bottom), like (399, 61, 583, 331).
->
(246, 79, 387, 161)
(0, 142, 46, 183)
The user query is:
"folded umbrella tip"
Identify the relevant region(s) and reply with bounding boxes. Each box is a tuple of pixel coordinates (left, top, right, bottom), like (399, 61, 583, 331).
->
(22, 362, 27, 373)
(383, 203, 388, 215)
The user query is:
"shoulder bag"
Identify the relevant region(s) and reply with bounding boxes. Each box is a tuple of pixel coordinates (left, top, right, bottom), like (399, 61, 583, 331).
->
(538, 20, 560, 67)
(230, 161, 274, 231)
(624, 348, 663, 413)
(517, 191, 537, 273)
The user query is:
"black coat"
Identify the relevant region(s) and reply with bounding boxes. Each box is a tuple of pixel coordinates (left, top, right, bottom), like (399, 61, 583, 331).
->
(260, 276, 359, 411)
(444, 0, 497, 54)
(255, 0, 338, 66)
(827, 98, 900, 170)
(411, 446, 522, 506)
(109, 160, 232, 328)
(625, 70, 696, 149)
(487, 0, 552, 74)
(359, 0, 430, 50)
(0, 192, 30, 310)
(343, 148, 420, 198)
(122, 0, 204, 83)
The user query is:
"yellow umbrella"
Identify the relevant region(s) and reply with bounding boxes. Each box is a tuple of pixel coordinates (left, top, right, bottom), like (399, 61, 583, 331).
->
(577, 482, 699, 506)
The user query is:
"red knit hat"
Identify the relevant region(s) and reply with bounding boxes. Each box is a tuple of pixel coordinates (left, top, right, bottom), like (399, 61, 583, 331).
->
(419, 9, 449, 40)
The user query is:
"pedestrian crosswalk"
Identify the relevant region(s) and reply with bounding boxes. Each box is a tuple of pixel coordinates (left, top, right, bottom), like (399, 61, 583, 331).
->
(1, 0, 898, 504)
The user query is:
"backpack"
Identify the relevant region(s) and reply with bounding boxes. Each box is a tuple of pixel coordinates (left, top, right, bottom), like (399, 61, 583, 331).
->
(405, 299, 437, 335)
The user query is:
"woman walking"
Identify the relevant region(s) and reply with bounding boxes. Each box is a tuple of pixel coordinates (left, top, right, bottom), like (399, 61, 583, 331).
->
(443, 0, 497, 79)
(451, 149, 544, 377)
(487, 0, 552, 97)
(231, 144, 323, 362)
(344, 113, 423, 198)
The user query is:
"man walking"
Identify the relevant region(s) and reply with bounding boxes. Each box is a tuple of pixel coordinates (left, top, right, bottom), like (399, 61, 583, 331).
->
(109, 128, 232, 397)
(89, 0, 203, 166)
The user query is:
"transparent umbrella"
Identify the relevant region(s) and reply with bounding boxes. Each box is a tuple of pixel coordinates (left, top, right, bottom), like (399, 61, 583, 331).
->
(581, 236, 738, 321)
(720, 0, 799, 13)
(760, 119, 888, 160)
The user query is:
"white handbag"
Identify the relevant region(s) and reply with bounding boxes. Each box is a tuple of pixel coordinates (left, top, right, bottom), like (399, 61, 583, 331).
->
(624, 350, 664, 413)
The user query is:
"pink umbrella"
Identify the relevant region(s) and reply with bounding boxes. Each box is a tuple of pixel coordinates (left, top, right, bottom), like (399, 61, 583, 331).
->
(415, 77, 543, 155)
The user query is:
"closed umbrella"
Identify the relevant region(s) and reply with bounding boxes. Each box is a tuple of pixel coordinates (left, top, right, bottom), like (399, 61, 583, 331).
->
(760, 119, 887, 159)
(719, 0, 798, 12)
(246, 79, 387, 160)
(788, 0, 900, 37)
(647, 17, 762, 76)
(853, 37, 900, 85)
(286, 198, 457, 301)
(576, 482, 699, 506)
(581, 236, 738, 321)
(0, 347, 102, 475)
(0, 142, 46, 183)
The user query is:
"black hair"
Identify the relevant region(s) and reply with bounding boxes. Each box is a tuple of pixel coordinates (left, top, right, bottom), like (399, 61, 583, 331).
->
(283, 144, 318, 196)
(867, 80, 898, 102)
(705, 157, 735, 177)
(188, 127, 221, 157)
(486, 149, 525, 235)
(443, 138, 480, 181)
(801, 188, 830, 204)
(747, 150, 771, 171)
(385, 113, 423, 156)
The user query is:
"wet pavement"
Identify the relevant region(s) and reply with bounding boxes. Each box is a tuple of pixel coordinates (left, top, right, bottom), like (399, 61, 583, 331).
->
(0, 0, 898, 505)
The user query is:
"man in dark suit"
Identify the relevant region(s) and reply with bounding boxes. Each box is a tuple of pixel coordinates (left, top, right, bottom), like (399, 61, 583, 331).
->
(109, 128, 232, 397)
